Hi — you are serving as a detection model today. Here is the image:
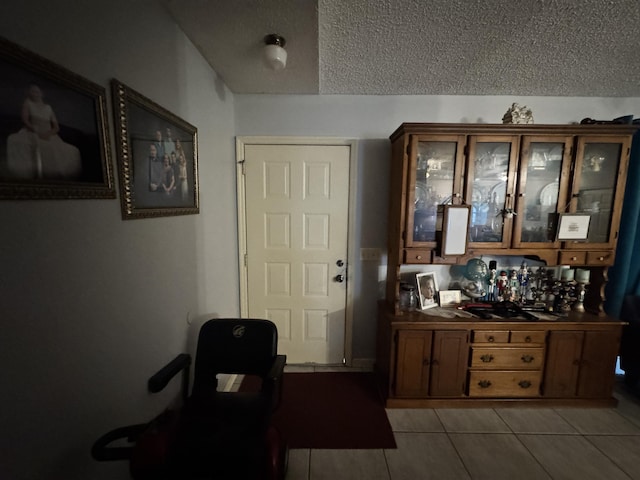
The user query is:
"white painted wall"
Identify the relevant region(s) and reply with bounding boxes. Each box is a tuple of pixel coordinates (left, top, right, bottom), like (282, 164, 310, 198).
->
(234, 94, 640, 360)
(0, 1, 237, 479)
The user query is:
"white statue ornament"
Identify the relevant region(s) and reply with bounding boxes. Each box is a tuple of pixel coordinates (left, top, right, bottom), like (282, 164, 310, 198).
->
(502, 103, 534, 124)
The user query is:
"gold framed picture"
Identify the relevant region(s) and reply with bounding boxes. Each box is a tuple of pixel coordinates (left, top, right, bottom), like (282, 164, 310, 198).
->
(111, 79, 199, 220)
(0, 36, 114, 199)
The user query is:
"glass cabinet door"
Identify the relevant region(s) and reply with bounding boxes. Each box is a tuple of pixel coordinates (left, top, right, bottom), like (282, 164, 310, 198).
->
(406, 135, 464, 247)
(567, 136, 631, 249)
(512, 137, 572, 248)
(466, 136, 519, 247)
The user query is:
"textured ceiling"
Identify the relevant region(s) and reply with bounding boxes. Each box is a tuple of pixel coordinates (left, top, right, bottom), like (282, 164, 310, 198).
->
(162, 0, 640, 97)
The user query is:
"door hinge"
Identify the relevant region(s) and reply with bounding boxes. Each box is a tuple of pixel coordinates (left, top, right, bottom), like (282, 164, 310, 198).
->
(244, 253, 248, 267)
(238, 159, 246, 175)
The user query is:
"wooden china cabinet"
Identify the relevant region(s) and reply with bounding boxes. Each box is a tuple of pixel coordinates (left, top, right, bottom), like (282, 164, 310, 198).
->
(377, 122, 637, 408)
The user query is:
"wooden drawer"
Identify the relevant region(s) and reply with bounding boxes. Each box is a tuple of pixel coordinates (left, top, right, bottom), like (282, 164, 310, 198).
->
(403, 249, 431, 264)
(468, 371, 542, 397)
(472, 330, 509, 344)
(510, 331, 546, 345)
(470, 347, 544, 369)
(558, 251, 587, 265)
(431, 253, 460, 264)
(586, 251, 615, 266)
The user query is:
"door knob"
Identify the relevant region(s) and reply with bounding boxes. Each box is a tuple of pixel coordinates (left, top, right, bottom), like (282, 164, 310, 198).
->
(336, 260, 344, 267)
(334, 274, 345, 283)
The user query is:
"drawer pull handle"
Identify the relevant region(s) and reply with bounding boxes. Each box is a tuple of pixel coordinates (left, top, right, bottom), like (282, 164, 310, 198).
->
(521, 355, 535, 363)
(416, 255, 422, 260)
(487, 336, 495, 343)
(599, 256, 604, 261)
(478, 380, 492, 388)
(518, 380, 532, 389)
(525, 336, 532, 343)
(480, 354, 494, 363)
(571, 256, 577, 261)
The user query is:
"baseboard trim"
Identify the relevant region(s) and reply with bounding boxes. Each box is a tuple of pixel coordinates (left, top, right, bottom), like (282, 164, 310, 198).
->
(351, 357, 375, 370)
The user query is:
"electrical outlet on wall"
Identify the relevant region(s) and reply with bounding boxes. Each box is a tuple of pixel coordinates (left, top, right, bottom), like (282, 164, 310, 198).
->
(360, 248, 381, 262)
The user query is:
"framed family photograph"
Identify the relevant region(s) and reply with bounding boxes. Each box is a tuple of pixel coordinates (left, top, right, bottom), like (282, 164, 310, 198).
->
(0, 36, 114, 199)
(111, 79, 199, 220)
(416, 272, 438, 310)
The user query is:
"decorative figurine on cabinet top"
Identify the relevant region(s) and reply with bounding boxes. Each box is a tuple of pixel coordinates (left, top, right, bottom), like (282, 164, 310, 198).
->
(502, 103, 534, 124)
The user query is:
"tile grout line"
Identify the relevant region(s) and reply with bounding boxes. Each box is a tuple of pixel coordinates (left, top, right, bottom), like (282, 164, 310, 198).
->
(580, 435, 635, 480)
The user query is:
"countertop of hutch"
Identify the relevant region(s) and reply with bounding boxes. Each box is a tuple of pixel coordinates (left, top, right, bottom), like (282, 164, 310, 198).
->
(380, 302, 626, 328)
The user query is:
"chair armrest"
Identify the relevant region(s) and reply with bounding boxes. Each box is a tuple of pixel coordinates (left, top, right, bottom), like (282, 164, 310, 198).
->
(148, 353, 192, 394)
(262, 354, 286, 410)
(265, 354, 287, 382)
(91, 423, 147, 461)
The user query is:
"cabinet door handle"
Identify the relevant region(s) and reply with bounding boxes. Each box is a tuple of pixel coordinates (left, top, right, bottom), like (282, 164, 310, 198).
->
(480, 354, 494, 363)
(478, 380, 492, 388)
(518, 380, 532, 389)
(521, 355, 535, 363)
(422, 358, 430, 366)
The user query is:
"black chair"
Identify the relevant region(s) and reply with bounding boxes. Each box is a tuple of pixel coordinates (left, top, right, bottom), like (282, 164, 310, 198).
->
(92, 318, 288, 480)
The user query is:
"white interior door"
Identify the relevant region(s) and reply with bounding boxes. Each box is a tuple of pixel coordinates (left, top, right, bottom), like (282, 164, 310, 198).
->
(238, 140, 354, 364)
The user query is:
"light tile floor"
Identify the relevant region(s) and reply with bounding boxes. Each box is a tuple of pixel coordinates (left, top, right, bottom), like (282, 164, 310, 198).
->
(264, 367, 640, 480)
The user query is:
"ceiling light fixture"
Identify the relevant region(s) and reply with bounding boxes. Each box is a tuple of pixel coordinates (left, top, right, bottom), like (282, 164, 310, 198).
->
(263, 34, 287, 71)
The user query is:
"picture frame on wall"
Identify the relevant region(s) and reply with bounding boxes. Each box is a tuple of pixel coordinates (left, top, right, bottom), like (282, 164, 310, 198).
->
(111, 79, 199, 220)
(0, 36, 114, 199)
(416, 272, 438, 310)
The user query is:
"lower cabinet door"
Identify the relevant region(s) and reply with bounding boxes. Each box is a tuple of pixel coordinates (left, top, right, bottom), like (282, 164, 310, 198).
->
(543, 331, 584, 397)
(394, 330, 433, 397)
(394, 329, 469, 398)
(577, 329, 621, 398)
(468, 371, 542, 397)
(430, 330, 469, 397)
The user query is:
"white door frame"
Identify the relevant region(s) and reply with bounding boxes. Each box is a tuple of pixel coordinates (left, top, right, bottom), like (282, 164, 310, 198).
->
(236, 136, 358, 365)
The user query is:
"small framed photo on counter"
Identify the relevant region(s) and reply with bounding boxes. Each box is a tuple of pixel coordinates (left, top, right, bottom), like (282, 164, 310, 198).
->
(438, 290, 462, 307)
(417, 272, 438, 310)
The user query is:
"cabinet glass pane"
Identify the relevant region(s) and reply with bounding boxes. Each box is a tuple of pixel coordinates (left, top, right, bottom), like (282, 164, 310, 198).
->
(575, 142, 622, 243)
(413, 141, 456, 242)
(469, 142, 510, 243)
(520, 143, 564, 243)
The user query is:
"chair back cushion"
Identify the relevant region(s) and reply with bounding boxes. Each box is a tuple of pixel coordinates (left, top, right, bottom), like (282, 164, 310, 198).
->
(192, 319, 278, 393)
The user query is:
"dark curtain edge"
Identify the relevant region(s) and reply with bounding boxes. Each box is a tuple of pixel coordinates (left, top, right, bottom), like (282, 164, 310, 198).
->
(605, 130, 640, 318)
